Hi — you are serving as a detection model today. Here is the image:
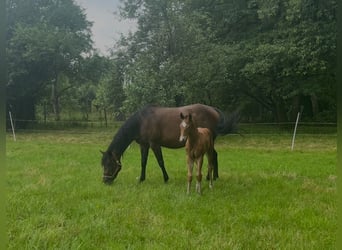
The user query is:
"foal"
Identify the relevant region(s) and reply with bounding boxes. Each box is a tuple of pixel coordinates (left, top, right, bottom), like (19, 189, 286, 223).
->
(179, 112, 215, 194)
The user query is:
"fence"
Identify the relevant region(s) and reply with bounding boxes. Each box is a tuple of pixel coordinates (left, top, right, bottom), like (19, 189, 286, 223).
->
(6, 118, 337, 135)
(238, 122, 336, 134)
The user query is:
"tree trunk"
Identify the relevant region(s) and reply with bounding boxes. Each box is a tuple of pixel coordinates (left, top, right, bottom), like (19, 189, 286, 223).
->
(290, 95, 300, 121)
(274, 99, 288, 122)
(104, 108, 108, 127)
(43, 100, 47, 124)
(51, 83, 61, 121)
(310, 93, 319, 118)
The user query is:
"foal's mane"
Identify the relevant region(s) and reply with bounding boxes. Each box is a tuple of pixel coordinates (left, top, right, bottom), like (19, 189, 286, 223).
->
(107, 105, 154, 156)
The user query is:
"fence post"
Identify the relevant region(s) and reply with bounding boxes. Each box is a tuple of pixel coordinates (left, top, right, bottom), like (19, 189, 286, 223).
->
(9, 111, 16, 142)
(291, 106, 303, 151)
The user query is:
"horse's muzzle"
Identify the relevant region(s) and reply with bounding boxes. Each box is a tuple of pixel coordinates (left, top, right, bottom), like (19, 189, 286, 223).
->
(179, 135, 187, 142)
(103, 176, 114, 185)
(102, 167, 121, 184)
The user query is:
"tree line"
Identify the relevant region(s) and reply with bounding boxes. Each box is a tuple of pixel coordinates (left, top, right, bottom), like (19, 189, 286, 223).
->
(6, 0, 337, 128)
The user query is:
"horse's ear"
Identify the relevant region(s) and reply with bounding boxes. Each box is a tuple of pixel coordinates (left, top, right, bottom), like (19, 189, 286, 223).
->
(180, 112, 184, 119)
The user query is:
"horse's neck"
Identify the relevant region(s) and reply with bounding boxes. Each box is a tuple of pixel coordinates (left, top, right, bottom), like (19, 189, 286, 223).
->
(109, 136, 132, 158)
(108, 121, 139, 157)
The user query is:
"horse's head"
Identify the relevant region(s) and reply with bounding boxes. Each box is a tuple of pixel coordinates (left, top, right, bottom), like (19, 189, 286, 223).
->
(100, 150, 122, 184)
(179, 112, 192, 142)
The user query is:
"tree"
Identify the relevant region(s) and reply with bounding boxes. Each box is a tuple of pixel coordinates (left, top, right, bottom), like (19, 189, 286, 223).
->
(192, 0, 336, 121)
(82, 53, 127, 123)
(6, 0, 92, 126)
(117, 0, 336, 122)
(117, 0, 189, 113)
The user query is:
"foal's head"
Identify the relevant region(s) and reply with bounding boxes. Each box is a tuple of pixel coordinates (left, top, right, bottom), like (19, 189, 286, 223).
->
(179, 112, 193, 142)
(100, 151, 122, 184)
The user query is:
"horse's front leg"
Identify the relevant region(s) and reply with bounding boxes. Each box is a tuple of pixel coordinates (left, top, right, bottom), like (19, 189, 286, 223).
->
(196, 157, 203, 194)
(151, 144, 169, 183)
(139, 144, 150, 182)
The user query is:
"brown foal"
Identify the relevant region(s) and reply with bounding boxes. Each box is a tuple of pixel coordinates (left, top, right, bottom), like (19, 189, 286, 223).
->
(179, 112, 215, 194)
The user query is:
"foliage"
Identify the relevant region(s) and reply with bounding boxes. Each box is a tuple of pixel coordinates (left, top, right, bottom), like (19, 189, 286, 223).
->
(93, 57, 126, 120)
(117, 0, 336, 121)
(5, 0, 336, 124)
(6, 0, 92, 125)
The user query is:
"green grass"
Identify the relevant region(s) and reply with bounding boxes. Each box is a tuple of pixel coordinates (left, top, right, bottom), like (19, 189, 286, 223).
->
(6, 131, 337, 249)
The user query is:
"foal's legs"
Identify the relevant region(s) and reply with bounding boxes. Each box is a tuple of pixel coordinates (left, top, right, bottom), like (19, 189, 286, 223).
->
(196, 157, 203, 194)
(151, 144, 169, 182)
(187, 157, 194, 194)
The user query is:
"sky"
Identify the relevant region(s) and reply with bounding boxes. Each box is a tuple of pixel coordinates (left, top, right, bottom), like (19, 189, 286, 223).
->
(74, 0, 136, 55)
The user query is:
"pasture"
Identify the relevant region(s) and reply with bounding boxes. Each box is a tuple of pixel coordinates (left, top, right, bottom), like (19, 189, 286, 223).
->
(6, 129, 337, 249)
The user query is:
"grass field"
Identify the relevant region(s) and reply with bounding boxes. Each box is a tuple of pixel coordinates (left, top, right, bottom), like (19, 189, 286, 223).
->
(6, 130, 337, 249)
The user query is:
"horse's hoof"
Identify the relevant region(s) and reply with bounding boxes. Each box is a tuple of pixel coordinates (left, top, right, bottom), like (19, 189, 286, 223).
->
(137, 176, 145, 183)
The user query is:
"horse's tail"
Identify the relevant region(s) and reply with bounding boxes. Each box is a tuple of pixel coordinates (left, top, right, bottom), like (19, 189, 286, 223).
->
(215, 108, 240, 136)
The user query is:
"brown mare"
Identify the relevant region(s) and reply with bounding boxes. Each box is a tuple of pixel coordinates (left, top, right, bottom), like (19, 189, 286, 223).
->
(101, 104, 238, 184)
(179, 112, 214, 194)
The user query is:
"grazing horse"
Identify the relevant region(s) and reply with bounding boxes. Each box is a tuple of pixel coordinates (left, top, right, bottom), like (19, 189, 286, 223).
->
(179, 112, 214, 194)
(101, 104, 238, 184)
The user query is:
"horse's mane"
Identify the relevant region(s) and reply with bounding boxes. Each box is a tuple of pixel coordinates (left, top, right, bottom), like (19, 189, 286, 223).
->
(107, 105, 154, 156)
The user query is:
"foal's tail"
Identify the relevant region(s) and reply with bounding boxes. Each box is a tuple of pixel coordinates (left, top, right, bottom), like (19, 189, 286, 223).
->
(215, 108, 240, 136)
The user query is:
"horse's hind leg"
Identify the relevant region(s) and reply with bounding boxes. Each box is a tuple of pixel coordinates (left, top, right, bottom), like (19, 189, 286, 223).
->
(151, 144, 169, 182)
(213, 149, 218, 180)
(206, 148, 218, 180)
(206, 150, 214, 189)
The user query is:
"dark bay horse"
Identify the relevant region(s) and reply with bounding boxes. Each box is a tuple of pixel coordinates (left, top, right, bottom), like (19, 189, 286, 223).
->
(101, 104, 238, 184)
(179, 112, 215, 194)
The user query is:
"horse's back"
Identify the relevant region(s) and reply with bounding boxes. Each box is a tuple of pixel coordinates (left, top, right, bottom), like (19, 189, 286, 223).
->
(139, 104, 219, 148)
(155, 103, 220, 131)
(184, 104, 220, 129)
